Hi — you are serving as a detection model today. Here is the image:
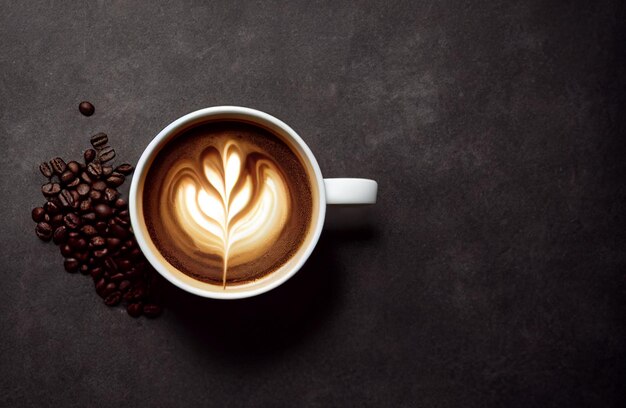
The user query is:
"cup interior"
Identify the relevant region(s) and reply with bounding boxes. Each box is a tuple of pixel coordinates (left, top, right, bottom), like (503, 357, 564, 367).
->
(129, 106, 326, 299)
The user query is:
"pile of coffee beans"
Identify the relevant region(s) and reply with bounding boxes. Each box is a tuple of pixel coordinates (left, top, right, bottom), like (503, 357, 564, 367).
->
(32, 133, 162, 318)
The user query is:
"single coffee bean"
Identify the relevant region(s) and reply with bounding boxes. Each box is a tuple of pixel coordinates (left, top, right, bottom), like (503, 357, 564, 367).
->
(50, 213, 64, 227)
(114, 216, 129, 227)
(68, 231, 79, 238)
(81, 212, 96, 223)
(119, 280, 131, 292)
(63, 213, 81, 229)
(60, 244, 72, 257)
(93, 248, 108, 258)
(79, 101, 95, 116)
(90, 132, 108, 149)
(106, 238, 120, 250)
(64, 258, 79, 273)
(104, 291, 122, 306)
(70, 190, 80, 207)
(114, 198, 127, 209)
(84, 148, 96, 163)
(60, 170, 75, 184)
(115, 163, 134, 175)
(89, 190, 102, 201)
(75, 251, 89, 262)
(81, 225, 97, 236)
(95, 278, 107, 296)
(92, 180, 106, 191)
(130, 286, 146, 301)
(39, 162, 53, 178)
(106, 173, 124, 187)
(67, 161, 81, 174)
(143, 304, 162, 318)
(80, 264, 90, 275)
(90, 267, 103, 279)
(53, 226, 68, 244)
(42, 182, 61, 197)
(80, 171, 92, 184)
(58, 190, 73, 207)
(117, 259, 131, 271)
(67, 177, 80, 188)
(118, 210, 130, 220)
(98, 146, 115, 162)
(109, 224, 128, 239)
(91, 236, 105, 247)
(76, 183, 90, 196)
(110, 273, 125, 282)
(104, 188, 118, 202)
(35, 222, 53, 241)
(32, 207, 46, 222)
(129, 248, 142, 259)
(103, 282, 117, 297)
(126, 302, 142, 317)
(95, 221, 107, 233)
(94, 203, 112, 218)
(104, 257, 118, 272)
(68, 237, 87, 251)
(50, 157, 67, 174)
(79, 198, 92, 212)
(87, 162, 102, 178)
(102, 165, 113, 176)
(43, 201, 60, 215)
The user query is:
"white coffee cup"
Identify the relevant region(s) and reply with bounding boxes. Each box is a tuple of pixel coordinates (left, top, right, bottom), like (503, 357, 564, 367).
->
(129, 106, 377, 299)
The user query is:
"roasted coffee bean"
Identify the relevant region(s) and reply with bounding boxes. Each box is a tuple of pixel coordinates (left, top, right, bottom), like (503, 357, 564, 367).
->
(118, 210, 130, 220)
(50, 157, 67, 174)
(95, 278, 107, 296)
(115, 163, 134, 175)
(39, 161, 53, 178)
(67, 161, 81, 174)
(91, 236, 105, 247)
(80, 264, 90, 275)
(102, 165, 113, 176)
(68, 231, 80, 238)
(81, 225, 97, 236)
(43, 201, 60, 215)
(50, 213, 64, 227)
(89, 190, 102, 201)
(84, 148, 96, 163)
(70, 190, 80, 206)
(79, 198, 92, 212)
(32, 207, 46, 222)
(75, 251, 89, 262)
(93, 248, 108, 258)
(106, 238, 120, 250)
(104, 257, 118, 272)
(119, 280, 131, 292)
(95, 221, 107, 234)
(63, 258, 79, 273)
(94, 203, 112, 218)
(80, 171, 92, 184)
(103, 282, 117, 297)
(117, 259, 131, 271)
(68, 237, 87, 251)
(58, 189, 74, 207)
(106, 173, 124, 187)
(81, 212, 96, 223)
(90, 132, 108, 149)
(79, 101, 95, 116)
(110, 273, 125, 282)
(63, 213, 81, 229)
(92, 180, 106, 191)
(109, 224, 128, 239)
(90, 267, 103, 279)
(143, 304, 162, 318)
(99, 146, 115, 162)
(67, 177, 80, 188)
(129, 248, 142, 259)
(60, 170, 75, 184)
(42, 182, 61, 196)
(53, 226, 68, 244)
(104, 188, 118, 202)
(76, 183, 90, 196)
(114, 198, 127, 209)
(126, 302, 142, 317)
(60, 244, 72, 257)
(35, 222, 53, 241)
(87, 162, 102, 178)
(113, 216, 128, 227)
(104, 291, 122, 306)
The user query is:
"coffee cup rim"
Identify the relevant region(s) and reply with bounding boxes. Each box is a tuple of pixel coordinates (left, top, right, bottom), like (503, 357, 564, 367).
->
(129, 106, 327, 299)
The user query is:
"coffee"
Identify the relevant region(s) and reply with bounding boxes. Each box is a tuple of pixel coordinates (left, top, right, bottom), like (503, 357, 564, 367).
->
(142, 121, 313, 287)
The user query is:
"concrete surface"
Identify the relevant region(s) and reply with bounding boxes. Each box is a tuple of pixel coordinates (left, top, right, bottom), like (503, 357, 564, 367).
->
(0, 1, 625, 407)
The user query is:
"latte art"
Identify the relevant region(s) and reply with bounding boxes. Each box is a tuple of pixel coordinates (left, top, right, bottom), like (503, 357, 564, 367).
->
(162, 141, 291, 286)
(143, 122, 313, 286)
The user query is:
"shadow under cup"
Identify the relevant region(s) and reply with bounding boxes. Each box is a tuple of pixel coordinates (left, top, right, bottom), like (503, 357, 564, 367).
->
(129, 107, 326, 300)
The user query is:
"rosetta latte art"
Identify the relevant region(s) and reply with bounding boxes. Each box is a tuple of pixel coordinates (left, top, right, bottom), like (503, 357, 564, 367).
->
(159, 140, 291, 287)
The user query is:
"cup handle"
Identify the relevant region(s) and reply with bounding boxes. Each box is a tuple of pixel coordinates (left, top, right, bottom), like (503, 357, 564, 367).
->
(324, 178, 378, 205)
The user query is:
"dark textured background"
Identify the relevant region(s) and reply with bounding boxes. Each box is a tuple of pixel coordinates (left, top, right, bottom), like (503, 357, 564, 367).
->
(1, 1, 625, 407)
